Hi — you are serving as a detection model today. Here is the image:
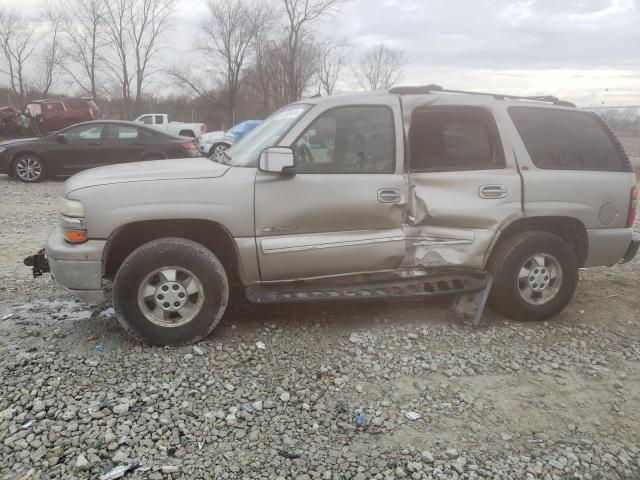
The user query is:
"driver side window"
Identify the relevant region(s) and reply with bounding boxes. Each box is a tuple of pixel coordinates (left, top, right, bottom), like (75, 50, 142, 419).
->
(293, 106, 395, 174)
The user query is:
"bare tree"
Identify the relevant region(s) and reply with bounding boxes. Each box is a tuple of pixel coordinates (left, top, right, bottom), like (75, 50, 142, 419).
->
(200, 0, 272, 124)
(355, 43, 406, 91)
(129, 0, 173, 114)
(104, 0, 133, 117)
(316, 39, 350, 96)
(40, 2, 63, 97)
(281, 0, 346, 102)
(0, 11, 39, 103)
(60, 0, 106, 99)
(104, 0, 172, 118)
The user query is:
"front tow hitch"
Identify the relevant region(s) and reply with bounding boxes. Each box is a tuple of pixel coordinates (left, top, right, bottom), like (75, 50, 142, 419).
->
(23, 249, 50, 278)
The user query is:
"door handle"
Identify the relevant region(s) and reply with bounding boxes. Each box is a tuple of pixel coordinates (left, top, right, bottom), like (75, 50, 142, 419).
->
(378, 188, 401, 203)
(479, 184, 508, 199)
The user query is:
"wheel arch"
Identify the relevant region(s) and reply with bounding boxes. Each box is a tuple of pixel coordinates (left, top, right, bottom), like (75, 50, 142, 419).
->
(103, 219, 243, 286)
(178, 129, 196, 137)
(485, 216, 588, 268)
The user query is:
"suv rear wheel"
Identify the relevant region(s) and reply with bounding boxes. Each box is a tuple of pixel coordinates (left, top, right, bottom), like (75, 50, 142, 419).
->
(113, 237, 229, 345)
(488, 231, 578, 321)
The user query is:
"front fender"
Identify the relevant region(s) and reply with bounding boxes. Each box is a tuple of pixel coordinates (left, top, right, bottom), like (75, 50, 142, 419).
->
(72, 168, 257, 239)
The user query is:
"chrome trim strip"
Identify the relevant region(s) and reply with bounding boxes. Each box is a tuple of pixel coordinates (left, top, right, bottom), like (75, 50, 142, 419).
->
(262, 235, 404, 254)
(262, 235, 472, 254)
(410, 237, 473, 246)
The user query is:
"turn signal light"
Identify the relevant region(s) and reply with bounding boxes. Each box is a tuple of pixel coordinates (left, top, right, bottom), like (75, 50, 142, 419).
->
(181, 142, 196, 150)
(63, 229, 88, 243)
(626, 186, 638, 228)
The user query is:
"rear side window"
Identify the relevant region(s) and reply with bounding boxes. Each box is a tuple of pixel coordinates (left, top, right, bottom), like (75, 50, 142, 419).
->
(509, 107, 630, 172)
(409, 107, 505, 171)
(67, 98, 89, 109)
(155, 115, 165, 124)
(110, 125, 140, 140)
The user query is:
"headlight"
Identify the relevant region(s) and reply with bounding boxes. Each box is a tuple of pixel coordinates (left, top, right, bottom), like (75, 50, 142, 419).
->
(0, 146, 6, 154)
(58, 197, 87, 243)
(58, 197, 85, 217)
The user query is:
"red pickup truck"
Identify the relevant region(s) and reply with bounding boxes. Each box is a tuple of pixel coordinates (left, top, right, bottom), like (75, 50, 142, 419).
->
(24, 97, 101, 133)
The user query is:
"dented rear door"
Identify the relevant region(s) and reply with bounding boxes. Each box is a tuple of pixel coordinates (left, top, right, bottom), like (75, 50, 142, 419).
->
(405, 103, 523, 270)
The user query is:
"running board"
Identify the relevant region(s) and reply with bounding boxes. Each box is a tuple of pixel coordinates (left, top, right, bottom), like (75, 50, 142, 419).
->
(245, 273, 493, 326)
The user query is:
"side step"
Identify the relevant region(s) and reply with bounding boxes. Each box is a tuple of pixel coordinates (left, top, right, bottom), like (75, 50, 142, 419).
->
(246, 272, 493, 325)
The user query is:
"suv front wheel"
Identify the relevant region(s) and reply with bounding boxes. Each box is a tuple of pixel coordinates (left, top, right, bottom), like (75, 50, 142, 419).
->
(488, 231, 578, 321)
(113, 237, 229, 345)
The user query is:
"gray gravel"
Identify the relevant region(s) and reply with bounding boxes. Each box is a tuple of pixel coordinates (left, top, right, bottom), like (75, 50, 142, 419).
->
(1, 175, 639, 479)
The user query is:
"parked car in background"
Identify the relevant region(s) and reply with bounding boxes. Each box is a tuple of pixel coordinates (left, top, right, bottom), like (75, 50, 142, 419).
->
(0, 106, 20, 135)
(24, 97, 101, 133)
(25, 87, 638, 345)
(198, 119, 261, 157)
(0, 120, 197, 182)
(134, 113, 206, 139)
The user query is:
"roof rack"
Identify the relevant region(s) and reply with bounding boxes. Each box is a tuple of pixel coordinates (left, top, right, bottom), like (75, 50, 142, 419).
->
(388, 84, 576, 108)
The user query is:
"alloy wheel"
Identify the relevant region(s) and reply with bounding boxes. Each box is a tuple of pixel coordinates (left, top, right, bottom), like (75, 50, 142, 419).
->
(15, 157, 42, 181)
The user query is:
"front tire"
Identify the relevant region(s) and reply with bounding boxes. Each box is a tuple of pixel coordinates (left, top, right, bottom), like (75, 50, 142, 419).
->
(113, 237, 229, 345)
(209, 143, 230, 158)
(488, 231, 578, 321)
(13, 154, 46, 182)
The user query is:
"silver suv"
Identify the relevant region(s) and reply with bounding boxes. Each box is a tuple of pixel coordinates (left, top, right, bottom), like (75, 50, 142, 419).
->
(26, 86, 639, 345)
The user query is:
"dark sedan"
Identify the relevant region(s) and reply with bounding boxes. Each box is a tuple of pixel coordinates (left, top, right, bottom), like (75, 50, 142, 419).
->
(0, 120, 198, 182)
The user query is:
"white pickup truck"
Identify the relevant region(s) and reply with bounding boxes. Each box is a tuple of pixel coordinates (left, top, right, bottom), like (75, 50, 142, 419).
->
(134, 113, 206, 138)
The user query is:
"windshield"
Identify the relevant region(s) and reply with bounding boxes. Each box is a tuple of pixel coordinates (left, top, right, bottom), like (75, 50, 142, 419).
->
(225, 105, 310, 167)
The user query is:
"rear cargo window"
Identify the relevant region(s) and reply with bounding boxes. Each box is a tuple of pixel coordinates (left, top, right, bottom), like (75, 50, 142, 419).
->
(509, 107, 630, 172)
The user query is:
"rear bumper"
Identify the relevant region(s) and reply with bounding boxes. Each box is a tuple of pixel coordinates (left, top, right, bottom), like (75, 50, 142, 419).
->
(620, 236, 640, 264)
(585, 228, 634, 267)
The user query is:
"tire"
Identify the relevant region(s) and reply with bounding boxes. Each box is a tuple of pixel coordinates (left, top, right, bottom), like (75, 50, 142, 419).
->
(209, 143, 230, 158)
(113, 237, 229, 345)
(488, 231, 578, 321)
(13, 154, 46, 182)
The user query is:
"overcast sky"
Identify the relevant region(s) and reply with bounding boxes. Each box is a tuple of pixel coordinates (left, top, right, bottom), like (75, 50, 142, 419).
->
(2, 0, 639, 106)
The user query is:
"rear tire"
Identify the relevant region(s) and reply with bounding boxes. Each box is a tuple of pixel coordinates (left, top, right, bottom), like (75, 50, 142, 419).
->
(13, 154, 46, 182)
(488, 231, 578, 321)
(113, 237, 229, 345)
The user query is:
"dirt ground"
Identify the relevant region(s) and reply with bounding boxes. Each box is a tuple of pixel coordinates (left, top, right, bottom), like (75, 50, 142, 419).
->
(0, 174, 639, 479)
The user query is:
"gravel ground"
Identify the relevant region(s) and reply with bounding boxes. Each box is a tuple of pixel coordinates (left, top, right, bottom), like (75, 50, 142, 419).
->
(0, 175, 639, 480)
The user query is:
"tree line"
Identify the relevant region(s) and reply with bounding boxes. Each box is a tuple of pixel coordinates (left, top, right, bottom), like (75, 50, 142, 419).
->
(0, 0, 407, 127)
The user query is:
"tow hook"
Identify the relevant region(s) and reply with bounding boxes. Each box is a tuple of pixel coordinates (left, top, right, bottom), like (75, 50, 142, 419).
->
(23, 249, 50, 278)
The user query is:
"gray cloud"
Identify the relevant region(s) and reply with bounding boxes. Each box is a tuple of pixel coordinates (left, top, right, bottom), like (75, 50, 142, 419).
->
(325, 0, 640, 70)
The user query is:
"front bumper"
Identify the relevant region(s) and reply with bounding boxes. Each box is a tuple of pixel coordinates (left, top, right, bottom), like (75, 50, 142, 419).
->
(0, 153, 11, 175)
(620, 235, 640, 264)
(37, 227, 107, 303)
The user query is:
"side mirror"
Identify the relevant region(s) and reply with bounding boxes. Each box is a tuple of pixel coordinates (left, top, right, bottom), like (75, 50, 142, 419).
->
(259, 146, 295, 174)
(56, 134, 66, 144)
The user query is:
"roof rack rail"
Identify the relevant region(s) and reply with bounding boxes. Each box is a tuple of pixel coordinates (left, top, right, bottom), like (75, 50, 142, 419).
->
(388, 85, 576, 108)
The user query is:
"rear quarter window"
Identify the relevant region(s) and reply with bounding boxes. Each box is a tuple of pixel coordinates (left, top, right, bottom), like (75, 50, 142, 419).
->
(509, 107, 631, 172)
(67, 98, 89, 109)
